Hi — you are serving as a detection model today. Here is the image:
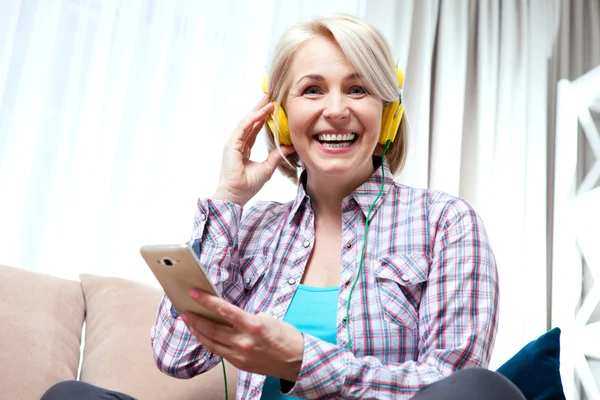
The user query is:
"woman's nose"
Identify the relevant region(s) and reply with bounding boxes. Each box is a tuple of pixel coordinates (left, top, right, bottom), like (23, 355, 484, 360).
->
(322, 94, 350, 120)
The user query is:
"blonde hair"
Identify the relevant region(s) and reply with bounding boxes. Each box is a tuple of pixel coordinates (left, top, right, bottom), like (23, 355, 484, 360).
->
(265, 13, 409, 182)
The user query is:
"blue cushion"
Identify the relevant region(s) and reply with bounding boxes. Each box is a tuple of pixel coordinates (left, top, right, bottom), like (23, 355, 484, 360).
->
(496, 327, 565, 400)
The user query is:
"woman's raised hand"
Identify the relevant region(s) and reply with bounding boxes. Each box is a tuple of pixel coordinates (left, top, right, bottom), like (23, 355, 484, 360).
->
(212, 95, 295, 207)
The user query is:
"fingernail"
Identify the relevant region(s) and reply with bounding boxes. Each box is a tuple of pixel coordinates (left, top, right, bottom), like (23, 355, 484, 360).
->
(190, 289, 199, 299)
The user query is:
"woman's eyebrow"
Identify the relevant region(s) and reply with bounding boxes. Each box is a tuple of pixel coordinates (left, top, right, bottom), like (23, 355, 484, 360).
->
(295, 74, 325, 85)
(344, 73, 364, 81)
(295, 73, 364, 85)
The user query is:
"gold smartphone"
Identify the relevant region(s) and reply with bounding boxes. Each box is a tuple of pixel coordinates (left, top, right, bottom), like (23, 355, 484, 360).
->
(140, 244, 230, 326)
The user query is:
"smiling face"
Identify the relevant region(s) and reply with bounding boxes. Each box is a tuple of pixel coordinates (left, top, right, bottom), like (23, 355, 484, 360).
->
(284, 36, 383, 189)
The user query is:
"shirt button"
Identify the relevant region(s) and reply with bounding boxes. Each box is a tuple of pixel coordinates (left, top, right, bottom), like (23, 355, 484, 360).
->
(200, 214, 207, 221)
(342, 316, 348, 323)
(288, 278, 297, 285)
(401, 274, 409, 282)
(245, 277, 251, 285)
(345, 242, 352, 249)
(303, 240, 310, 248)
(345, 279, 351, 286)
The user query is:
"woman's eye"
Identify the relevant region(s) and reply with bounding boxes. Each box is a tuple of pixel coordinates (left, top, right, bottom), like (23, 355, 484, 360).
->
(349, 86, 367, 95)
(303, 86, 322, 96)
(303, 86, 321, 95)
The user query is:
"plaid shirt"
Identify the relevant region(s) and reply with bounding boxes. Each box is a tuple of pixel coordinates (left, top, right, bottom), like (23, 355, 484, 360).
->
(151, 162, 499, 399)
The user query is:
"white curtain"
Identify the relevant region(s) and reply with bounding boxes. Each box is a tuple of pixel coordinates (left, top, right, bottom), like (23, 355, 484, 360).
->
(0, 0, 361, 284)
(0, 0, 575, 369)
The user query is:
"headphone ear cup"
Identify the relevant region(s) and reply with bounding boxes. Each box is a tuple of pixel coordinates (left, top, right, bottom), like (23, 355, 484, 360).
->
(264, 102, 292, 146)
(379, 101, 403, 145)
(378, 67, 405, 145)
(273, 104, 292, 145)
(263, 76, 292, 146)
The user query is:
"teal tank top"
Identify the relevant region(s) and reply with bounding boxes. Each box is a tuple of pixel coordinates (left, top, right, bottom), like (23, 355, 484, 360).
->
(260, 283, 339, 399)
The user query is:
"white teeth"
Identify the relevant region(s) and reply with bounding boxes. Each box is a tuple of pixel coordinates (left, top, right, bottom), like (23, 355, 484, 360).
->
(317, 133, 356, 142)
(321, 142, 353, 149)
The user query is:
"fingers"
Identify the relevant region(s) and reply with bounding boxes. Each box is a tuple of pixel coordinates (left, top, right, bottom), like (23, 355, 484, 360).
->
(226, 101, 273, 157)
(238, 102, 273, 143)
(193, 329, 231, 358)
(261, 145, 295, 174)
(279, 145, 296, 157)
(189, 289, 250, 329)
(244, 120, 266, 151)
(250, 93, 270, 112)
(183, 311, 237, 347)
(192, 328, 251, 372)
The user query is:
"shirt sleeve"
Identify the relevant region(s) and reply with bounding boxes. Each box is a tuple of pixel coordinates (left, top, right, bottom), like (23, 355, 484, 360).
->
(151, 197, 248, 379)
(285, 198, 500, 399)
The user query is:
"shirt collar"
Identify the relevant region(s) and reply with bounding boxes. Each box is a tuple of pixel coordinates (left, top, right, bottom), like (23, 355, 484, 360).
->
(287, 158, 395, 224)
(349, 159, 395, 219)
(288, 174, 309, 224)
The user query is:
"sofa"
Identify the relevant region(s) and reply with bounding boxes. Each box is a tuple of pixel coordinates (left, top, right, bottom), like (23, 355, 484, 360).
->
(0, 264, 238, 400)
(0, 264, 565, 400)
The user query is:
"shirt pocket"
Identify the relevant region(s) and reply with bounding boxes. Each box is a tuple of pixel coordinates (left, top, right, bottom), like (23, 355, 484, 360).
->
(375, 253, 429, 330)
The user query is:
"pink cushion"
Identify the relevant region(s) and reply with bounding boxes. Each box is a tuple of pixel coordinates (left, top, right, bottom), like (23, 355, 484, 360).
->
(79, 274, 237, 399)
(0, 265, 85, 400)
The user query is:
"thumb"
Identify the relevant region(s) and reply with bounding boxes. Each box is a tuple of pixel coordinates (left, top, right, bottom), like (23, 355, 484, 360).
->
(261, 145, 295, 174)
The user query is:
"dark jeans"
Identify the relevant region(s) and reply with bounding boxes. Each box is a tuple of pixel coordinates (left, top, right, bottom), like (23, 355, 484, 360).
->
(411, 368, 526, 400)
(41, 381, 137, 400)
(41, 368, 525, 399)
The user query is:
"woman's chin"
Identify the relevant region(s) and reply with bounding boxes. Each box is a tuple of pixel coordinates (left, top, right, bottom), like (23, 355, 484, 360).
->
(306, 159, 373, 182)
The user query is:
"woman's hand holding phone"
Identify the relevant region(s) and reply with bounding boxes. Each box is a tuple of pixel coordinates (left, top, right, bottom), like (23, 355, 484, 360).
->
(212, 95, 295, 207)
(182, 288, 304, 383)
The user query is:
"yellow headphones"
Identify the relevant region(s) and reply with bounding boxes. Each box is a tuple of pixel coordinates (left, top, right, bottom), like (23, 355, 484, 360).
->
(262, 68, 404, 146)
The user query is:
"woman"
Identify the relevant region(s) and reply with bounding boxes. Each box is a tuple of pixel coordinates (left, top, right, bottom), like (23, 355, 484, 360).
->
(42, 13, 524, 400)
(151, 13, 511, 400)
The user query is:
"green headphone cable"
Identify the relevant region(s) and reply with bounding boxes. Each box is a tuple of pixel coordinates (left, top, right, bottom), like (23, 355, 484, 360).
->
(221, 356, 228, 400)
(345, 140, 391, 351)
